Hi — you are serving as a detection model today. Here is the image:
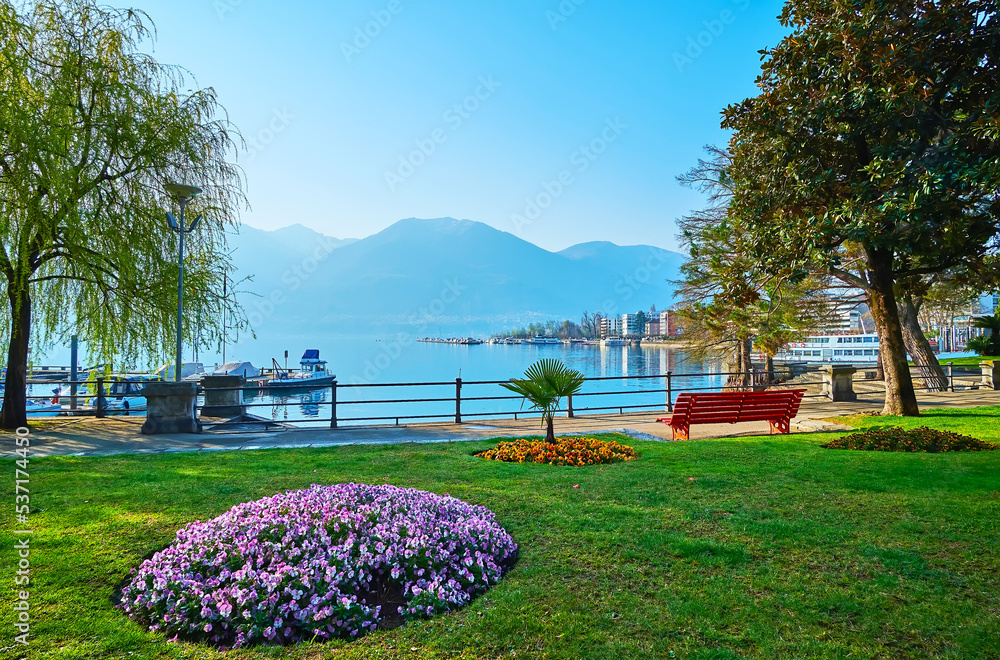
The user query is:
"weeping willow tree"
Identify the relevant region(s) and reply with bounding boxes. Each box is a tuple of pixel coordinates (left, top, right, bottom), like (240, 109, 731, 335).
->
(0, 0, 247, 428)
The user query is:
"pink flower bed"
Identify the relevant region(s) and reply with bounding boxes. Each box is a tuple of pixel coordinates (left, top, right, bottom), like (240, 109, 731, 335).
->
(118, 483, 518, 648)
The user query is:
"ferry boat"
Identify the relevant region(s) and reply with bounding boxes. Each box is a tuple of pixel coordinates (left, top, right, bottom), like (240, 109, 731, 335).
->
(601, 336, 627, 347)
(523, 335, 561, 345)
(267, 350, 335, 389)
(770, 333, 881, 364)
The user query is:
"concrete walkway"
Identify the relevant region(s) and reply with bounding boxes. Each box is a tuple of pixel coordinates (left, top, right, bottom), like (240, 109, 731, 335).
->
(14, 389, 1000, 458)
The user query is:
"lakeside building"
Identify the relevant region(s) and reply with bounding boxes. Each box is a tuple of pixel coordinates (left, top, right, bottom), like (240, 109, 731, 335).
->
(623, 313, 644, 337)
(646, 320, 660, 336)
(600, 316, 623, 337)
(659, 310, 679, 337)
(823, 300, 864, 334)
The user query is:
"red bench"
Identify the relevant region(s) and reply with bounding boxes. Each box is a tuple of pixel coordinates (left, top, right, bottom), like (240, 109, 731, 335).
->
(656, 389, 807, 441)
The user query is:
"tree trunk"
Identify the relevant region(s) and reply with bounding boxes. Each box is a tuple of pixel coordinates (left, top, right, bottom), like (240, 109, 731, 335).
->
(545, 415, 555, 442)
(899, 293, 948, 392)
(866, 251, 919, 416)
(1, 286, 31, 430)
(738, 338, 752, 389)
(765, 355, 775, 384)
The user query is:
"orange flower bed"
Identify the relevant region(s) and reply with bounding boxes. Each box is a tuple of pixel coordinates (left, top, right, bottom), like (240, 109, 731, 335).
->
(475, 436, 638, 466)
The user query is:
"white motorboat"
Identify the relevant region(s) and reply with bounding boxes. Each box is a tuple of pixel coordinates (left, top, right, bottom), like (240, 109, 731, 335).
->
(601, 337, 627, 346)
(267, 350, 335, 390)
(212, 361, 261, 379)
(87, 374, 156, 412)
(153, 361, 207, 382)
(27, 399, 61, 417)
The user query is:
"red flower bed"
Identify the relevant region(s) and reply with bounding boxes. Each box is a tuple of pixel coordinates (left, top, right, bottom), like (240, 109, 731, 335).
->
(475, 436, 637, 466)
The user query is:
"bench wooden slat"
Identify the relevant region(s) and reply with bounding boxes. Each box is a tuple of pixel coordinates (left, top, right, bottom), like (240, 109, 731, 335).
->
(658, 389, 806, 440)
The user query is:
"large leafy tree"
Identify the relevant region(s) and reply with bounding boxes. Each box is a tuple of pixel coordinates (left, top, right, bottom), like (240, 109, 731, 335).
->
(0, 1, 246, 428)
(723, 0, 1000, 415)
(676, 147, 835, 384)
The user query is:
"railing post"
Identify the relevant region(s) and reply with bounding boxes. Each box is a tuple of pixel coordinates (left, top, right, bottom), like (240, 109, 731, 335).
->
(70, 335, 78, 410)
(455, 378, 462, 424)
(666, 371, 673, 412)
(95, 377, 106, 418)
(330, 380, 338, 429)
(567, 394, 574, 418)
(947, 362, 954, 392)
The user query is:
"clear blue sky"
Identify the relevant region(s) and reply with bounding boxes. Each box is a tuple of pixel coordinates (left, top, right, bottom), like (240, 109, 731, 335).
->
(133, 0, 789, 252)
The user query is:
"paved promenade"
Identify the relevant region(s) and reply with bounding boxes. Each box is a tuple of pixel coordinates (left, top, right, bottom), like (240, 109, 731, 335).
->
(13, 389, 1000, 458)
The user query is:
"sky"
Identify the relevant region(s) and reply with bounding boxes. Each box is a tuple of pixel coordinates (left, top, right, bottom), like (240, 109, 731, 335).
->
(131, 0, 790, 253)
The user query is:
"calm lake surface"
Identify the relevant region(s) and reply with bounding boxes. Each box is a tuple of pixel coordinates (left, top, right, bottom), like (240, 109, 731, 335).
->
(229, 337, 725, 427)
(30, 335, 723, 426)
(31, 334, 978, 426)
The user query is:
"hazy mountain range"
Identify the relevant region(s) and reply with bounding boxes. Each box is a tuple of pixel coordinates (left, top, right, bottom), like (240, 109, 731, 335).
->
(228, 217, 685, 335)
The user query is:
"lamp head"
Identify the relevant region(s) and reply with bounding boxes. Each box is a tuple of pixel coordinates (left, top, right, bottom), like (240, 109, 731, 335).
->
(164, 183, 202, 204)
(166, 212, 179, 230)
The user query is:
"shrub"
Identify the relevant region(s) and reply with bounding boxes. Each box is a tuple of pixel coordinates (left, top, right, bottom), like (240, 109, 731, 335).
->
(118, 484, 518, 649)
(822, 426, 998, 453)
(966, 334, 995, 356)
(475, 436, 638, 466)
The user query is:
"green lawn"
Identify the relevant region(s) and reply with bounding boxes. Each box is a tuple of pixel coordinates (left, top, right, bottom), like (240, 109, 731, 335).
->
(912, 355, 998, 367)
(3, 409, 1000, 660)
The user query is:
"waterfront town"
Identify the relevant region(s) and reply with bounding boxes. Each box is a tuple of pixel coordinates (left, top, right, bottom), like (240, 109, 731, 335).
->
(3, 1, 999, 659)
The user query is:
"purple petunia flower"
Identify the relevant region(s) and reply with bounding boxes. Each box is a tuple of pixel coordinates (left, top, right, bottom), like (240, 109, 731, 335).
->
(118, 483, 517, 649)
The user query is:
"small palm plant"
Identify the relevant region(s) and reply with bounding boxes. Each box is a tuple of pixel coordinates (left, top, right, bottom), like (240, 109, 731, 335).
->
(972, 310, 1000, 355)
(501, 359, 585, 442)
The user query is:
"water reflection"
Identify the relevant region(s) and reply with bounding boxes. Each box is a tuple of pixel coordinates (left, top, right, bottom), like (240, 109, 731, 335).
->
(245, 387, 329, 421)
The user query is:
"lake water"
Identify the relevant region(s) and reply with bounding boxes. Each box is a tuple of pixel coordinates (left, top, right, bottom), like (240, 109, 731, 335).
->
(27, 335, 726, 425)
(28, 334, 979, 425)
(228, 337, 726, 427)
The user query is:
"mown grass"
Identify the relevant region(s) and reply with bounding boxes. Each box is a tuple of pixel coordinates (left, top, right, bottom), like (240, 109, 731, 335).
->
(2, 410, 999, 660)
(914, 355, 999, 367)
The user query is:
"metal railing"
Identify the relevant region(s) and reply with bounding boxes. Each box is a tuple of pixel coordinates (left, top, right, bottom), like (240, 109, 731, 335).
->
(201, 367, 832, 429)
(14, 360, 991, 426)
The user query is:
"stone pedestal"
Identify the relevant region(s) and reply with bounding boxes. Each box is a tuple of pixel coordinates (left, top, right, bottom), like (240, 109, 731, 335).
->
(981, 361, 999, 390)
(141, 382, 201, 435)
(821, 365, 857, 402)
(199, 375, 245, 418)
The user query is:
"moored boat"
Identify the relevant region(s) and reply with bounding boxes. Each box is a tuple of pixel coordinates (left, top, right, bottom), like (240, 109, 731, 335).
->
(523, 335, 561, 345)
(267, 350, 335, 389)
(768, 333, 882, 364)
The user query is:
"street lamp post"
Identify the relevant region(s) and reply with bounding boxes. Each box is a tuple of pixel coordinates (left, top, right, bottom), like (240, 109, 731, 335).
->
(164, 183, 203, 383)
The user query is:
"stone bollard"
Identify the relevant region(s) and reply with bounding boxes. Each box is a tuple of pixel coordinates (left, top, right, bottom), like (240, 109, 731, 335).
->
(199, 375, 246, 418)
(821, 365, 857, 402)
(981, 361, 999, 390)
(141, 382, 201, 435)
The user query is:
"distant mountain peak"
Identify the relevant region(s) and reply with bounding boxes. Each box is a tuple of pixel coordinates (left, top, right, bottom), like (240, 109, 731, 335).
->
(388, 217, 479, 233)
